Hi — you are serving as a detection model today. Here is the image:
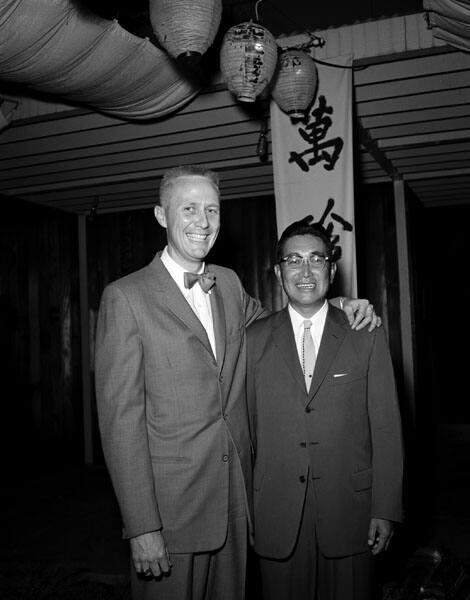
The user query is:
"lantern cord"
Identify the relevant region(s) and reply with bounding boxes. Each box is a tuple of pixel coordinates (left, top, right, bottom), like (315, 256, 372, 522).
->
(254, 0, 264, 23)
(279, 33, 367, 71)
(281, 31, 326, 51)
(259, 1, 368, 71)
(88, 196, 100, 221)
(256, 116, 269, 161)
(310, 56, 366, 71)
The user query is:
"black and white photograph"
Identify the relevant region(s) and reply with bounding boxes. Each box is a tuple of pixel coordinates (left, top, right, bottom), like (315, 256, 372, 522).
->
(1, 1, 470, 599)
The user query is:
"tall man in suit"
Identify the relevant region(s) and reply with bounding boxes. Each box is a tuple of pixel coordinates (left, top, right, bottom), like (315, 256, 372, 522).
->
(247, 218, 404, 600)
(95, 166, 380, 600)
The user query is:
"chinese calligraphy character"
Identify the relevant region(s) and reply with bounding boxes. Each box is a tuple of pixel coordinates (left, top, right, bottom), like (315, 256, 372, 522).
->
(314, 198, 353, 260)
(289, 95, 344, 172)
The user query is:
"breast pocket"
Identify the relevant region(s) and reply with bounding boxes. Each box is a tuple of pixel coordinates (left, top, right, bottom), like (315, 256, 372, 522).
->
(328, 371, 366, 386)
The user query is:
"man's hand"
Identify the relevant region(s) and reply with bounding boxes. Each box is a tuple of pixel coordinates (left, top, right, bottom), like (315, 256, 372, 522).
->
(340, 298, 382, 331)
(130, 530, 172, 578)
(368, 518, 393, 555)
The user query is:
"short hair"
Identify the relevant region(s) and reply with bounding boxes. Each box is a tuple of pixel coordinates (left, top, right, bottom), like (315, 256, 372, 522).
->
(276, 215, 337, 264)
(158, 165, 220, 207)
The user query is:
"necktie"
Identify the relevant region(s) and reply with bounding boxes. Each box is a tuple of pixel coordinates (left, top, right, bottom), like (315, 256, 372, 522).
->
(184, 271, 216, 293)
(302, 320, 316, 391)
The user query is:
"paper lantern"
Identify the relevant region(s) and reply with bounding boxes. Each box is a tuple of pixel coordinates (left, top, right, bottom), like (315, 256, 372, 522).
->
(220, 22, 278, 103)
(150, 0, 222, 62)
(271, 49, 318, 118)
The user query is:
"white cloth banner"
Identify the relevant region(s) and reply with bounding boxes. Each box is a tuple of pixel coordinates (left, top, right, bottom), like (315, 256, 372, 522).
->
(271, 54, 357, 296)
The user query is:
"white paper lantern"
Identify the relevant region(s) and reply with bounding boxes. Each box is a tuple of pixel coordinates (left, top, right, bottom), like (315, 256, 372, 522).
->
(271, 49, 318, 118)
(150, 0, 222, 61)
(220, 22, 278, 103)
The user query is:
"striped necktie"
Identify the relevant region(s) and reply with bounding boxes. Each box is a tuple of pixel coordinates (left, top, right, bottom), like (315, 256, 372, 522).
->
(302, 319, 316, 391)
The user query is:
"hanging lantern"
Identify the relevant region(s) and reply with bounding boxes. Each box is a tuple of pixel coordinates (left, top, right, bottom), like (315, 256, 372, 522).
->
(270, 49, 318, 119)
(150, 0, 222, 63)
(220, 22, 278, 103)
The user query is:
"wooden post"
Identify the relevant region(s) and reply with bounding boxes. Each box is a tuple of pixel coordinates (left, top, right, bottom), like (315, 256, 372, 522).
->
(393, 176, 416, 426)
(28, 246, 41, 430)
(78, 215, 93, 464)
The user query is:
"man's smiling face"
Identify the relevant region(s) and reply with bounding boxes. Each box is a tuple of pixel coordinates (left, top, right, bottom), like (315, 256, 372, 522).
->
(275, 233, 336, 317)
(155, 175, 220, 272)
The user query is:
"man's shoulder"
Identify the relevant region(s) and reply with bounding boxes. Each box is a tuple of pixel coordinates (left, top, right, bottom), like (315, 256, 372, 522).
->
(207, 264, 246, 296)
(327, 304, 373, 337)
(105, 264, 153, 294)
(208, 263, 240, 283)
(247, 309, 283, 336)
(328, 304, 350, 326)
(101, 253, 166, 304)
(327, 304, 382, 357)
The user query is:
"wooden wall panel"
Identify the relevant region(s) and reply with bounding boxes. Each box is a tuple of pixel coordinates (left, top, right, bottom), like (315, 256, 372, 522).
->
(0, 197, 81, 468)
(413, 203, 470, 425)
(355, 182, 403, 387)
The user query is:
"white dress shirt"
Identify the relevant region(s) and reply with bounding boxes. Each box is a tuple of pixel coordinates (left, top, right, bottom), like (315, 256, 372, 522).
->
(160, 247, 217, 359)
(288, 300, 329, 369)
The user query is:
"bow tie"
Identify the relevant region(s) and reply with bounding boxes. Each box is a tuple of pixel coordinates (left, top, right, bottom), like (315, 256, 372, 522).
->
(184, 271, 216, 293)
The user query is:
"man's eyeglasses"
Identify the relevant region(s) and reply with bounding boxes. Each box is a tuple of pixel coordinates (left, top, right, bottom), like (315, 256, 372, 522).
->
(279, 252, 330, 270)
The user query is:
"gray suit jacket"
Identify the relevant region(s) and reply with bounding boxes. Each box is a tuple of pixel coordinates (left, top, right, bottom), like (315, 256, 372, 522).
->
(95, 252, 265, 553)
(247, 305, 404, 559)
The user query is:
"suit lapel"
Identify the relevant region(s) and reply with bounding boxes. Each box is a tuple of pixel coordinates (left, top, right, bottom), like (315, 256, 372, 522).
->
(307, 307, 348, 405)
(149, 253, 214, 359)
(209, 284, 226, 371)
(272, 309, 307, 397)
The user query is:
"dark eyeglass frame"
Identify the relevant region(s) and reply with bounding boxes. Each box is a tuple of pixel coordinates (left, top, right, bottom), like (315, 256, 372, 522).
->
(279, 252, 331, 270)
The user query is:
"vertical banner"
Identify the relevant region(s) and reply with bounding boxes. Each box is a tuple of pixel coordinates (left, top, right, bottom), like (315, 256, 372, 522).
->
(271, 54, 357, 296)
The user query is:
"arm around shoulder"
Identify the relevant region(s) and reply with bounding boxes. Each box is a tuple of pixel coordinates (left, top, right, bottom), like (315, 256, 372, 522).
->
(330, 296, 382, 331)
(234, 273, 269, 327)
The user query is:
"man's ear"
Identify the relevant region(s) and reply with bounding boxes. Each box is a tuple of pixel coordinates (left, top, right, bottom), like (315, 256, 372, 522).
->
(274, 264, 282, 287)
(329, 262, 337, 285)
(154, 204, 167, 228)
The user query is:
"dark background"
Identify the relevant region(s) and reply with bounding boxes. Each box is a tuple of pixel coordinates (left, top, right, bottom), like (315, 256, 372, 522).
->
(1, 0, 469, 596)
(1, 178, 470, 597)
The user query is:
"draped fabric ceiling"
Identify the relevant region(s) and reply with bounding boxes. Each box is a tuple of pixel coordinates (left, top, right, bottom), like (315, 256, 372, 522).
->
(0, 3, 470, 212)
(424, 0, 470, 52)
(0, 0, 199, 120)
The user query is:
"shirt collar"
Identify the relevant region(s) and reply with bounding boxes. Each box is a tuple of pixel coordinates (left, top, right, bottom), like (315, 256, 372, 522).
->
(160, 246, 205, 295)
(288, 300, 329, 330)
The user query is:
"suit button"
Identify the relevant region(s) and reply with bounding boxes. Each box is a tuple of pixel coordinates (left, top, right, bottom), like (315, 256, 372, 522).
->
(305, 406, 312, 413)
(222, 454, 229, 462)
(299, 475, 306, 483)
(300, 442, 307, 448)
(219, 375, 224, 382)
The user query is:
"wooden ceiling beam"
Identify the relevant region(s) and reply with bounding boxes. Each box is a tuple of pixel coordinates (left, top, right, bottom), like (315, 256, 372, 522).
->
(357, 122, 400, 180)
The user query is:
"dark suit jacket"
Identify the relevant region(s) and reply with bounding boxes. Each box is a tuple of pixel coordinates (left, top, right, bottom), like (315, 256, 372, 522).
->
(95, 252, 266, 553)
(247, 305, 403, 559)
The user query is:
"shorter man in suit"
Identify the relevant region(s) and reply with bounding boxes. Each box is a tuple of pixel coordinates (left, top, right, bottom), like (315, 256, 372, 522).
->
(247, 218, 404, 600)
